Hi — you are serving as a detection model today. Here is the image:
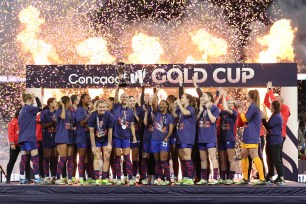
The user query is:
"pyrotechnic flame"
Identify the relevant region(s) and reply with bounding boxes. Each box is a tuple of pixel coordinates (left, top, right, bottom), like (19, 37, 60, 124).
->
(128, 32, 165, 64)
(16, 6, 60, 65)
(186, 29, 228, 63)
(257, 19, 296, 63)
(76, 37, 116, 64)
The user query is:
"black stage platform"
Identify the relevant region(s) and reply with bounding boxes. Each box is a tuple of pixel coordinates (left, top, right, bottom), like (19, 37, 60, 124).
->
(0, 181, 305, 204)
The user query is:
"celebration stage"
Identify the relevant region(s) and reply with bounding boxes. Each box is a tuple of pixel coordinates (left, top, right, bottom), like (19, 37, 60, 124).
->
(0, 182, 306, 204)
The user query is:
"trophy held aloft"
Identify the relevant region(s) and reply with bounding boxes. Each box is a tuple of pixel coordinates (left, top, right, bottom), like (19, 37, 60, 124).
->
(116, 62, 128, 87)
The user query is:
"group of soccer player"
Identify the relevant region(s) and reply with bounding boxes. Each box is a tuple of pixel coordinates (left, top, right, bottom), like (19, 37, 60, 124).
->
(8, 76, 290, 186)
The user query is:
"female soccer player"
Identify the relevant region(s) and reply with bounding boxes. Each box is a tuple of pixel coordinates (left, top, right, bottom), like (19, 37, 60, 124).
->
(7, 107, 31, 183)
(262, 100, 285, 185)
(70, 94, 79, 184)
(89, 100, 114, 185)
(129, 95, 143, 182)
(75, 94, 95, 185)
(112, 84, 137, 185)
(236, 90, 266, 185)
(140, 85, 154, 185)
(55, 96, 76, 185)
(18, 93, 44, 184)
(196, 92, 220, 185)
(175, 94, 196, 185)
(218, 91, 237, 185)
(40, 98, 58, 184)
(151, 88, 174, 185)
(151, 87, 174, 185)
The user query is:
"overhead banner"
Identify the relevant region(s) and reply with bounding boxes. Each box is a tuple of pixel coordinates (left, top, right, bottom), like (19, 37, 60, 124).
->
(26, 63, 297, 88)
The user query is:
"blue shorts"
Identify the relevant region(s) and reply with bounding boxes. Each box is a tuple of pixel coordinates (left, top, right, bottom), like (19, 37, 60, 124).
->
(42, 144, 56, 149)
(131, 141, 141, 149)
(112, 137, 130, 149)
(218, 141, 236, 151)
(77, 143, 91, 149)
(177, 144, 193, 149)
(142, 142, 151, 153)
(96, 140, 108, 147)
(198, 143, 217, 151)
(150, 139, 170, 153)
(20, 142, 38, 151)
(170, 137, 177, 145)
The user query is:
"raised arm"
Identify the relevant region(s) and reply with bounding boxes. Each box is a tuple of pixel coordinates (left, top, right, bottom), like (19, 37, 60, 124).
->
(152, 86, 160, 112)
(140, 85, 145, 106)
(192, 75, 203, 98)
(176, 99, 190, 116)
(222, 92, 233, 115)
(114, 84, 120, 104)
(178, 75, 184, 99)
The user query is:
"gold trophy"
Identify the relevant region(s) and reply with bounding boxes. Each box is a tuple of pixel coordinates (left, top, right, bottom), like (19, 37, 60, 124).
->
(116, 62, 128, 87)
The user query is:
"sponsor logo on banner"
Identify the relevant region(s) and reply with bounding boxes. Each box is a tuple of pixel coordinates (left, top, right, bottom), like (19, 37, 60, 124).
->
(26, 63, 297, 88)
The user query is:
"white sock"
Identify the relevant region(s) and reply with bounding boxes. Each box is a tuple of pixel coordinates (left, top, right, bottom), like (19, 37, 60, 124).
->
(20, 175, 25, 179)
(34, 174, 40, 179)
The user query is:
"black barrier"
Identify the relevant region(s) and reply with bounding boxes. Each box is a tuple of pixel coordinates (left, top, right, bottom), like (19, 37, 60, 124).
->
(26, 63, 297, 88)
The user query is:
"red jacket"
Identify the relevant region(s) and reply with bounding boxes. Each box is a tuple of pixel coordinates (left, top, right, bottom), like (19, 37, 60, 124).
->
(264, 90, 290, 137)
(36, 113, 42, 142)
(8, 118, 19, 146)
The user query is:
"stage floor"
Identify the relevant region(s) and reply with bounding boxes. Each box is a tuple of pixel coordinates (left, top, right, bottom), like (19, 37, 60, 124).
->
(0, 181, 305, 204)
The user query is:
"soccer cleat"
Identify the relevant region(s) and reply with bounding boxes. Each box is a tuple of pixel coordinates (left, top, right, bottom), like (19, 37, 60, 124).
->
(218, 179, 225, 184)
(251, 180, 267, 185)
(86, 177, 95, 185)
(235, 179, 249, 185)
(63, 177, 68, 184)
(79, 178, 85, 185)
(182, 179, 194, 185)
(160, 180, 171, 186)
(67, 179, 73, 185)
(116, 180, 123, 186)
(55, 178, 66, 185)
(101, 179, 112, 186)
(72, 177, 78, 184)
(20, 178, 30, 185)
(196, 179, 208, 185)
(111, 179, 118, 184)
(43, 178, 52, 185)
(174, 178, 186, 185)
(51, 177, 56, 184)
(154, 179, 162, 185)
(34, 178, 45, 185)
(95, 179, 102, 186)
(224, 179, 234, 185)
(141, 179, 149, 185)
(208, 179, 219, 185)
(277, 179, 285, 186)
(129, 180, 136, 186)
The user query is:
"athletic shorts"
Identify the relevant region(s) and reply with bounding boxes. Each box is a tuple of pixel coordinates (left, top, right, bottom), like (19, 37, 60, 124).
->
(150, 139, 170, 153)
(218, 141, 236, 151)
(95, 140, 108, 147)
(42, 144, 56, 149)
(20, 142, 38, 151)
(198, 143, 217, 151)
(112, 137, 130, 149)
(170, 137, 177, 145)
(131, 141, 141, 149)
(240, 142, 258, 149)
(142, 142, 151, 153)
(77, 143, 91, 149)
(176, 144, 193, 149)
